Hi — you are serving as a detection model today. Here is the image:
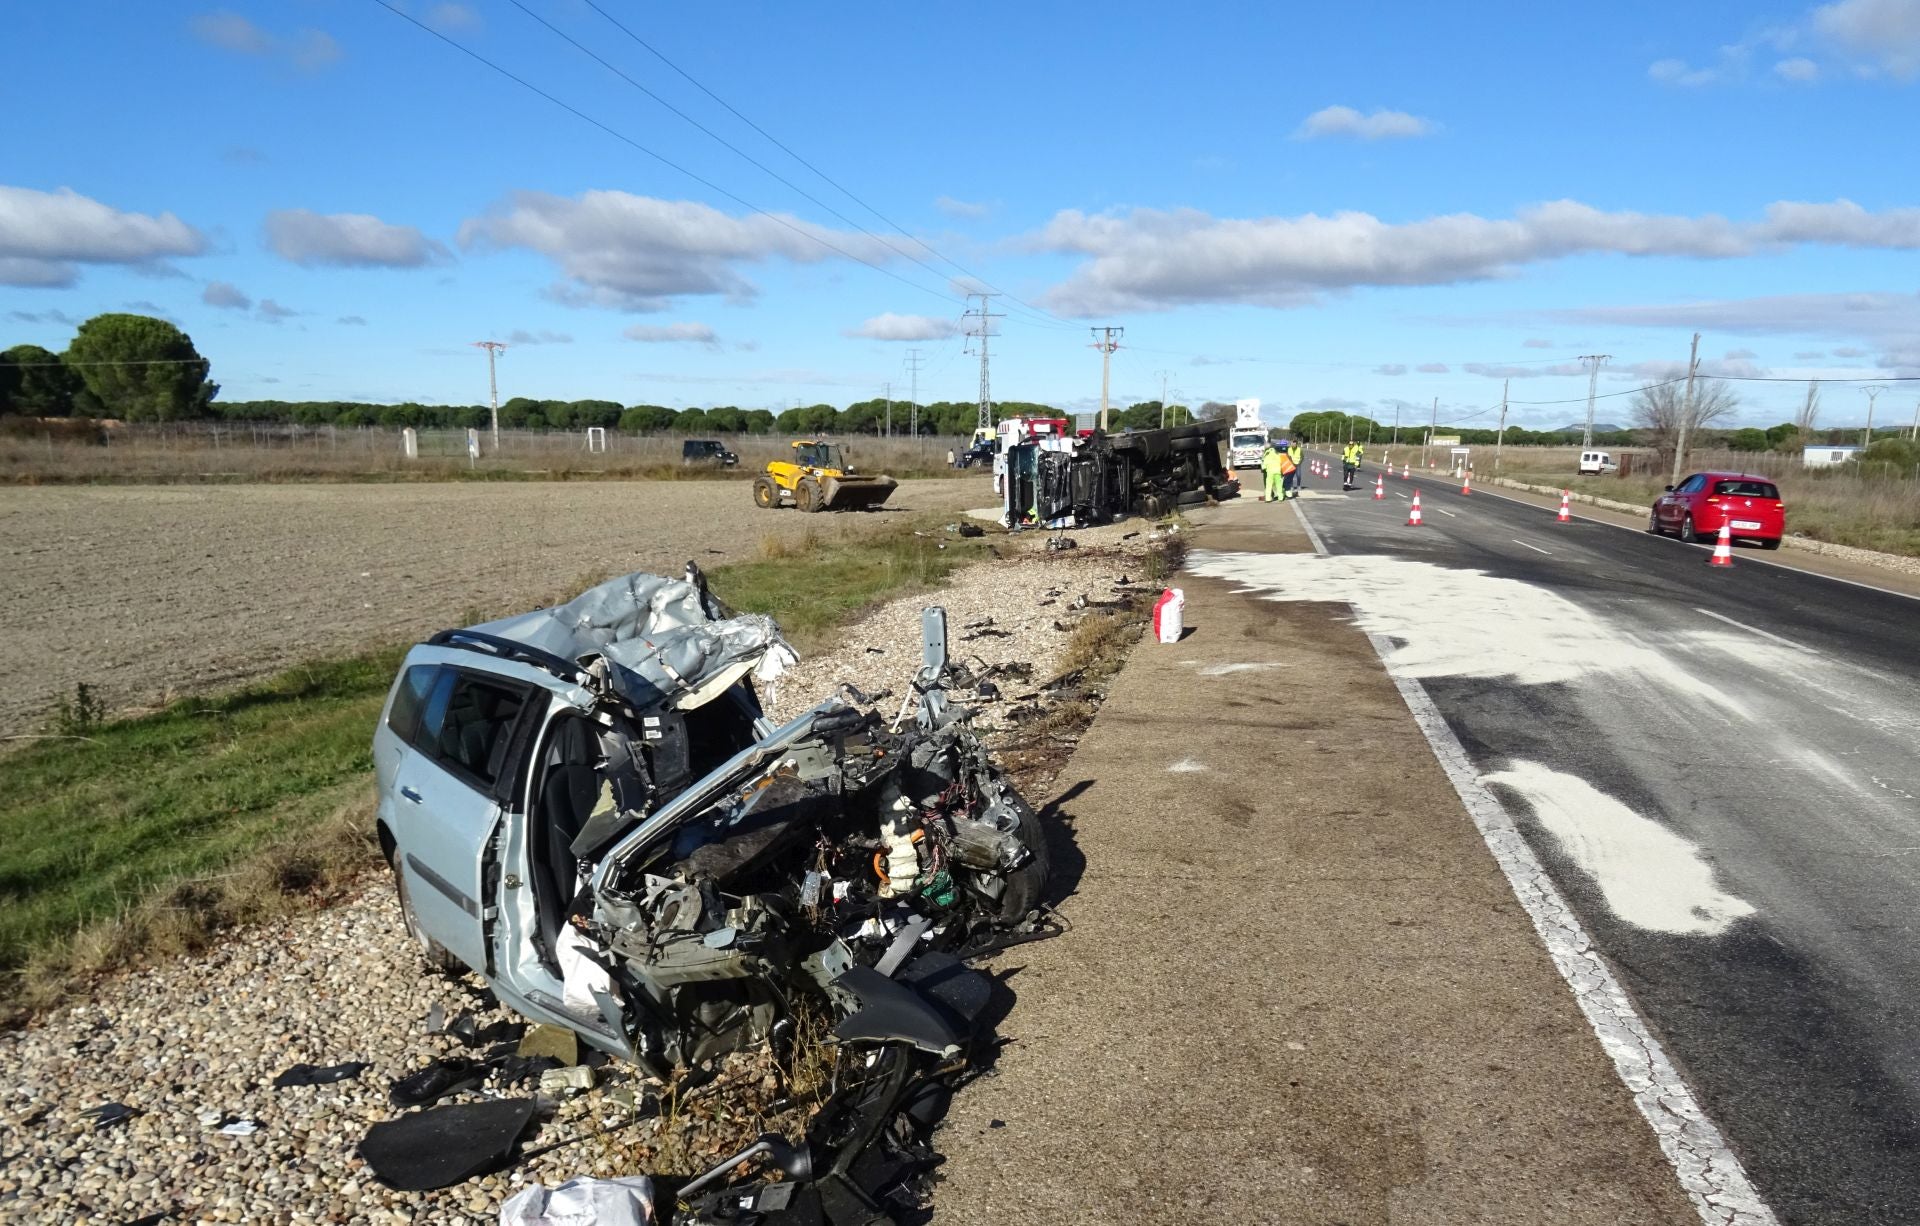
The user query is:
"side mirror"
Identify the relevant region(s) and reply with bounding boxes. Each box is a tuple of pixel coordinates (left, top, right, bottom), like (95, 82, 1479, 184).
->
(1663, 484, 1674, 492)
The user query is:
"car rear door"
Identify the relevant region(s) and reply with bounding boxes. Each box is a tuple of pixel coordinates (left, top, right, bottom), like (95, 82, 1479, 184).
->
(391, 668, 537, 974)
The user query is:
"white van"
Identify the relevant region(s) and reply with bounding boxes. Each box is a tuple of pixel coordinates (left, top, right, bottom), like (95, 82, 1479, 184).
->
(1578, 450, 1618, 475)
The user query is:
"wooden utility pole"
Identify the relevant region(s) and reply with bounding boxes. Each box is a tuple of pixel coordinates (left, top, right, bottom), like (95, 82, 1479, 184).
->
(1672, 332, 1699, 487)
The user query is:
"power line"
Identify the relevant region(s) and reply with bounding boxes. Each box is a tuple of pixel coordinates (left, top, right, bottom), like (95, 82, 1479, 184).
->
(368, 0, 959, 309)
(571, 0, 1079, 333)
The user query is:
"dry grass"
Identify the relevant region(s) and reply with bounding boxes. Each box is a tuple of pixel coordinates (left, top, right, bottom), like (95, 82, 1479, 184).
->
(0, 425, 969, 485)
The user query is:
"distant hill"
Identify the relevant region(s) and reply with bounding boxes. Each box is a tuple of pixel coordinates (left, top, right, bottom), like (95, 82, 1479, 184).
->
(1560, 422, 1625, 433)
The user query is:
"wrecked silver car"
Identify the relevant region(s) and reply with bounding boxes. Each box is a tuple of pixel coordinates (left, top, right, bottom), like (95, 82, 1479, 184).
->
(372, 567, 1051, 1084)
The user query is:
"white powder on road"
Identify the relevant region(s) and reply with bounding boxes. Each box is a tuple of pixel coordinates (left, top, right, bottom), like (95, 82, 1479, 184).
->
(1166, 757, 1207, 773)
(1184, 549, 1796, 711)
(1482, 762, 1757, 936)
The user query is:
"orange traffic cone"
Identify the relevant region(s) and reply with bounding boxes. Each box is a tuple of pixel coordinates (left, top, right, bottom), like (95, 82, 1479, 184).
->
(1373, 474, 1385, 500)
(1461, 473, 1473, 496)
(1708, 521, 1733, 566)
(1557, 491, 1571, 523)
(1407, 491, 1424, 526)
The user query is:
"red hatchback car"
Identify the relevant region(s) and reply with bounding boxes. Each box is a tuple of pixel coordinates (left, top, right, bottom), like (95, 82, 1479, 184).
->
(1650, 471, 1786, 549)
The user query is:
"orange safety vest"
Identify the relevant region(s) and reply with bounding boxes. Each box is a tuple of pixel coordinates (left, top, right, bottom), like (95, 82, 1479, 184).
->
(1277, 452, 1297, 475)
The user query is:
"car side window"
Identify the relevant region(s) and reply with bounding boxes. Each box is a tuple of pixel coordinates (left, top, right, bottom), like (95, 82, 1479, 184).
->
(431, 674, 528, 789)
(1677, 475, 1706, 494)
(387, 665, 440, 741)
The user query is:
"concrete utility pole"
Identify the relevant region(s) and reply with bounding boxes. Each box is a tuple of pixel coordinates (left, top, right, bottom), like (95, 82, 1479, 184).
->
(883, 381, 893, 438)
(1423, 396, 1438, 468)
(472, 340, 507, 451)
(904, 349, 924, 438)
(1861, 385, 1888, 446)
(1672, 332, 1700, 487)
(1392, 402, 1400, 446)
(1909, 397, 1919, 442)
(1495, 378, 1510, 472)
(1157, 369, 1170, 427)
(962, 293, 1002, 435)
(1089, 326, 1124, 431)
(1577, 354, 1611, 448)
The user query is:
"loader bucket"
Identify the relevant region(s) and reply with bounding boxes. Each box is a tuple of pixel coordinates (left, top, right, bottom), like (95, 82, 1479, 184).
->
(820, 473, 899, 510)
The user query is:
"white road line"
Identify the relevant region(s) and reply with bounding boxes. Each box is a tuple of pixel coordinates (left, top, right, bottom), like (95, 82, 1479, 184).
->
(1434, 507, 1458, 518)
(1511, 538, 1552, 556)
(1694, 607, 1820, 655)
(1473, 485, 1920, 604)
(1287, 499, 1779, 1226)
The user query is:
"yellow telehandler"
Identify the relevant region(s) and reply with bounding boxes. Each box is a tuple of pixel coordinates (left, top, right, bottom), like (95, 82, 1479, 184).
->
(751, 440, 898, 512)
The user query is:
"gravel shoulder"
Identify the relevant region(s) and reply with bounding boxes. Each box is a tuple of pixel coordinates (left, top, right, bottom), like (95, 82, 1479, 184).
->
(0, 513, 1167, 1225)
(0, 477, 986, 734)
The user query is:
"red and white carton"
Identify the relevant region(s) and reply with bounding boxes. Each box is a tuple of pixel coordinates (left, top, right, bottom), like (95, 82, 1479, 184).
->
(1152, 587, 1186, 643)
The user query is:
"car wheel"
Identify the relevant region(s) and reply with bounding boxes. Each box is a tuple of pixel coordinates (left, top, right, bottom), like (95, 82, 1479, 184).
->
(391, 846, 462, 977)
(1760, 537, 1781, 550)
(796, 478, 822, 512)
(1681, 513, 1698, 544)
(751, 476, 778, 509)
(990, 789, 1051, 926)
(1647, 512, 1662, 535)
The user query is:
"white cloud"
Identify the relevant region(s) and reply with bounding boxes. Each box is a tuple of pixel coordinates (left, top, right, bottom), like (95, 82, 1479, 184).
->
(1032, 198, 1920, 315)
(460, 190, 896, 311)
(1296, 397, 1366, 411)
(1416, 362, 1450, 373)
(0, 185, 206, 287)
(1549, 290, 1920, 338)
(338, 314, 368, 326)
(1648, 57, 1726, 87)
(1833, 345, 1871, 356)
(202, 280, 252, 310)
(506, 328, 573, 345)
(264, 209, 449, 268)
(1812, 0, 1920, 77)
(934, 196, 991, 220)
(1293, 105, 1437, 141)
(257, 298, 298, 322)
(1374, 364, 1408, 376)
(623, 322, 719, 344)
(1725, 347, 1760, 359)
(7, 309, 76, 325)
(1774, 56, 1821, 81)
(1522, 337, 1555, 348)
(845, 312, 960, 341)
(1793, 349, 1827, 358)
(190, 11, 341, 71)
(1463, 361, 1590, 379)
(426, 3, 481, 32)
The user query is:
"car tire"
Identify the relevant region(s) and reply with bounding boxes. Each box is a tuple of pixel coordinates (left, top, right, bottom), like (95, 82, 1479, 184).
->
(391, 846, 462, 978)
(1760, 538, 1781, 550)
(1647, 512, 1663, 535)
(1681, 513, 1698, 544)
(990, 789, 1051, 926)
(751, 476, 778, 509)
(795, 478, 822, 512)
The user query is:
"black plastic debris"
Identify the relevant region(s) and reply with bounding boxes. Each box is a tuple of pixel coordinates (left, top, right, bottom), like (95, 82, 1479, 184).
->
(955, 522, 985, 538)
(359, 1097, 538, 1192)
(80, 1102, 139, 1131)
(389, 1056, 493, 1108)
(273, 1061, 370, 1089)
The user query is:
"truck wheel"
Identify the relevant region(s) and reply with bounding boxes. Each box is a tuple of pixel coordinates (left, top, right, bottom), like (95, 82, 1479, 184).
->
(751, 476, 778, 509)
(1176, 488, 1208, 506)
(392, 846, 462, 978)
(796, 478, 823, 512)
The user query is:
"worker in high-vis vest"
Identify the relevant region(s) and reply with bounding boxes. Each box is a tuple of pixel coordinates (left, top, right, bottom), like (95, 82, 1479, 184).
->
(1285, 440, 1304, 499)
(1275, 440, 1298, 501)
(1259, 440, 1286, 502)
(1342, 441, 1363, 489)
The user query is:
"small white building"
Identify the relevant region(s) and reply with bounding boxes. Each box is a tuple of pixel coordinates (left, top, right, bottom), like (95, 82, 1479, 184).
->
(1803, 445, 1862, 468)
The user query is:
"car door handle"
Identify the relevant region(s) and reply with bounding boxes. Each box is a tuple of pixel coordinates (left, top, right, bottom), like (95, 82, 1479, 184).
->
(400, 786, 423, 804)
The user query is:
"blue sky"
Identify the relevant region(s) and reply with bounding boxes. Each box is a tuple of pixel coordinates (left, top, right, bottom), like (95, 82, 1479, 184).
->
(4, 0, 1920, 429)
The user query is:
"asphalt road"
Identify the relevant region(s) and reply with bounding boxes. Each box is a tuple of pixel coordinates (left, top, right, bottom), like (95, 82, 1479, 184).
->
(1220, 457, 1920, 1225)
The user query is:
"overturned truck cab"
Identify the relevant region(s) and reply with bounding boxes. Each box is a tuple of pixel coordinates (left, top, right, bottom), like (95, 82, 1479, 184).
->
(1001, 418, 1239, 529)
(372, 570, 1050, 1089)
